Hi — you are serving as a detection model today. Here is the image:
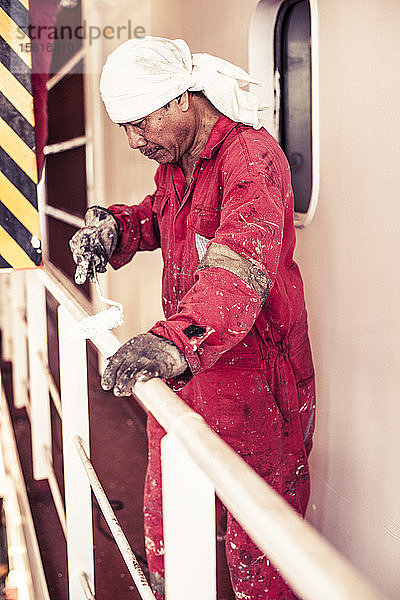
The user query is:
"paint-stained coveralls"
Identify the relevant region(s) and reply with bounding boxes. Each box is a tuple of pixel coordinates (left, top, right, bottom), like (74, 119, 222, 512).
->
(107, 115, 316, 600)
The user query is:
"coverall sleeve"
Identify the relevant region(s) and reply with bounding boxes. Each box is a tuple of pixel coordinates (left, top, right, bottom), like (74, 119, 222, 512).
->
(107, 168, 165, 269)
(150, 167, 285, 379)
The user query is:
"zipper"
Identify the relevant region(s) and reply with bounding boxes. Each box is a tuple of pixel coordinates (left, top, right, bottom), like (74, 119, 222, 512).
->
(171, 171, 181, 205)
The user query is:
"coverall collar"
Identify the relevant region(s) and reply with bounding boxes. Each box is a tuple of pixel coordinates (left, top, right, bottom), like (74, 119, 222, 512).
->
(199, 115, 238, 160)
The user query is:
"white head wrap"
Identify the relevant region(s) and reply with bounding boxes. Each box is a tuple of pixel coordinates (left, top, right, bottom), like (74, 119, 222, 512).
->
(100, 36, 267, 129)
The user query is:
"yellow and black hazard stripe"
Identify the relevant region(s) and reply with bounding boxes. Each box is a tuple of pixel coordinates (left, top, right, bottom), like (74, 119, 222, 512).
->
(0, 0, 42, 269)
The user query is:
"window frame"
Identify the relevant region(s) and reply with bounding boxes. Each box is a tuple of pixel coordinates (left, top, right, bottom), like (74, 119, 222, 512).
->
(249, 0, 319, 228)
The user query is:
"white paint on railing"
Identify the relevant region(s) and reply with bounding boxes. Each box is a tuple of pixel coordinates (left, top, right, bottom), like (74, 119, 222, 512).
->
(74, 436, 155, 600)
(162, 431, 216, 600)
(38, 265, 121, 359)
(26, 271, 51, 480)
(58, 306, 94, 600)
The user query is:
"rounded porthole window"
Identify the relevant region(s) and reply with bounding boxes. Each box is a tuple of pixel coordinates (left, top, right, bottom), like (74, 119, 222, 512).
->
(250, 0, 319, 227)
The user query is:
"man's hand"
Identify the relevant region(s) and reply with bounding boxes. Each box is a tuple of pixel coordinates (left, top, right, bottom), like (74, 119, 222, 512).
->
(101, 333, 188, 396)
(69, 206, 119, 284)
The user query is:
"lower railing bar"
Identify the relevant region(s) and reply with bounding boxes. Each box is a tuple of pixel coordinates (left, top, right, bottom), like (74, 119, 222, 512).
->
(74, 436, 156, 600)
(46, 47, 86, 91)
(44, 205, 85, 228)
(44, 136, 87, 157)
(80, 572, 96, 600)
(42, 446, 67, 537)
(38, 351, 63, 419)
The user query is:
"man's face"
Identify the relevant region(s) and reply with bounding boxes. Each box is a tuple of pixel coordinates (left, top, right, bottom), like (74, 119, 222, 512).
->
(119, 96, 192, 164)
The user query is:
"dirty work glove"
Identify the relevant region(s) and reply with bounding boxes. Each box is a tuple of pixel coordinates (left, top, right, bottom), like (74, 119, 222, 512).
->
(101, 333, 189, 397)
(69, 206, 119, 284)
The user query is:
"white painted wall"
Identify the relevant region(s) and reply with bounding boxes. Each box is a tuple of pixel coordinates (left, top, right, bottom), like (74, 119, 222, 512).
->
(294, 3, 400, 598)
(86, 1, 400, 597)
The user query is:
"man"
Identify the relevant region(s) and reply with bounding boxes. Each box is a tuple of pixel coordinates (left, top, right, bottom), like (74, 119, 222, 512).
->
(70, 37, 316, 600)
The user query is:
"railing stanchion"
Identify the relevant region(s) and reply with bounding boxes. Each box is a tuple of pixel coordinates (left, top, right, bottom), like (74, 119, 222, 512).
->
(11, 271, 29, 408)
(162, 427, 216, 600)
(0, 274, 13, 361)
(27, 271, 51, 480)
(58, 305, 94, 600)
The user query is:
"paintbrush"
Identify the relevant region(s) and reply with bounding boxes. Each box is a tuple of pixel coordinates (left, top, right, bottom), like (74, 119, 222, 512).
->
(72, 272, 124, 339)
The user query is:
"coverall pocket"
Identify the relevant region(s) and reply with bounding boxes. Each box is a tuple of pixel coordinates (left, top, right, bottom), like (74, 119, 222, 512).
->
(287, 312, 314, 384)
(212, 358, 284, 450)
(152, 191, 169, 216)
(187, 208, 220, 238)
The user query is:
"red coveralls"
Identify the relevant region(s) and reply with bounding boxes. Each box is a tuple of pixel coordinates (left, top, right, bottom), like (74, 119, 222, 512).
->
(108, 116, 316, 600)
